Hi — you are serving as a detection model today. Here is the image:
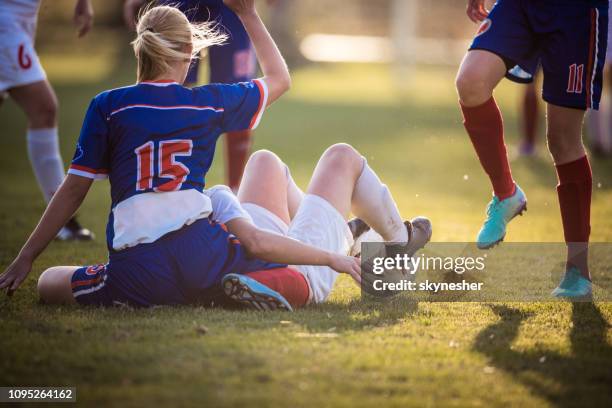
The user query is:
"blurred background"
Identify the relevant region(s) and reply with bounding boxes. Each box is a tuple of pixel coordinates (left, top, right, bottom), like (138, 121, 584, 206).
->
(1, 0, 611, 255)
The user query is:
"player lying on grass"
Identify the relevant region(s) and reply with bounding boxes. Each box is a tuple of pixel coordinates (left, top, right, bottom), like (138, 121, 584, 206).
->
(0, 0, 94, 240)
(204, 146, 432, 310)
(0, 2, 364, 306)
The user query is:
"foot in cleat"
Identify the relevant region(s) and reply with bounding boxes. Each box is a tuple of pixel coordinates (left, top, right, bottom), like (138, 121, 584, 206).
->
(552, 267, 592, 300)
(385, 217, 433, 259)
(476, 185, 527, 249)
(222, 273, 293, 311)
(56, 217, 95, 241)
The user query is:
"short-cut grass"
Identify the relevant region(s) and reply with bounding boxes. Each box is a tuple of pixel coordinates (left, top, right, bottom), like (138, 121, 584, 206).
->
(1, 30, 611, 407)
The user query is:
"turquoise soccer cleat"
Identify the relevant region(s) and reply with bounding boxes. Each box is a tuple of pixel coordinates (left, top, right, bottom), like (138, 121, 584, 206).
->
(222, 273, 293, 311)
(552, 267, 592, 299)
(476, 185, 527, 249)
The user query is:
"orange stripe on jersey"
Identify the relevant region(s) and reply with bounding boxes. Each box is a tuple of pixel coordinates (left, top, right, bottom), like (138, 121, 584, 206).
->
(71, 275, 104, 289)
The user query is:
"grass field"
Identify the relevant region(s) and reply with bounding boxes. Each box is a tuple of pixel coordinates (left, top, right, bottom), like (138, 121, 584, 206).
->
(1, 31, 612, 407)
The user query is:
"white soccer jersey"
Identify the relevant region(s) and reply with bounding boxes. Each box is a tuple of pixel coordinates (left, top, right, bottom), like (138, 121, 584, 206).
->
(0, 0, 45, 91)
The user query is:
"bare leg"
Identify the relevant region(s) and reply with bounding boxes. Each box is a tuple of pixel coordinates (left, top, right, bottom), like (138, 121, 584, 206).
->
(547, 104, 591, 280)
(238, 150, 303, 224)
(225, 130, 253, 192)
(456, 50, 516, 200)
(37, 266, 78, 304)
(8, 80, 58, 128)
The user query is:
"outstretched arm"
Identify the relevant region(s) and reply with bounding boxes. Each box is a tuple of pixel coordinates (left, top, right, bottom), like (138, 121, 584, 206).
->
(0, 175, 93, 295)
(226, 218, 361, 284)
(224, 0, 291, 105)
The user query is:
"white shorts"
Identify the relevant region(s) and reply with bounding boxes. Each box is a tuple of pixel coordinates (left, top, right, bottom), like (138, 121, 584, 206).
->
(243, 194, 354, 304)
(0, 18, 46, 92)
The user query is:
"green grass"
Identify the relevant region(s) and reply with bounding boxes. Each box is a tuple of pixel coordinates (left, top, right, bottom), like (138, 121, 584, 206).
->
(1, 31, 612, 407)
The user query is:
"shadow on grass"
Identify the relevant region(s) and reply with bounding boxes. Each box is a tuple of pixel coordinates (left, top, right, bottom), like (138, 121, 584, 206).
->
(473, 303, 612, 407)
(287, 296, 419, 333)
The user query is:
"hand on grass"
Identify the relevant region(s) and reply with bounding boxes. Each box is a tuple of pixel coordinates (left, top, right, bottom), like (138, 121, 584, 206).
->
(466, 0, 489, 23)
(329, 254, 361, 285)
(74, 0, 94, 38)
(0, 256, 33, 297)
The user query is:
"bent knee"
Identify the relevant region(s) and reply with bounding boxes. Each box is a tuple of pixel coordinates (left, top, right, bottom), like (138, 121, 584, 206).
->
(38, 267, 76, 304)
(455, 70, 493, 107)
(321, 143, 363, 172)
(30, 98, 58, 128)
(248, 149, 284, 168)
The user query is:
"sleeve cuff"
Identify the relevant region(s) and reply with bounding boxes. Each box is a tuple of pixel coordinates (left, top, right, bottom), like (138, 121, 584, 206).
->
(249, 78, 269, 130)
(68, 164, 108, 180)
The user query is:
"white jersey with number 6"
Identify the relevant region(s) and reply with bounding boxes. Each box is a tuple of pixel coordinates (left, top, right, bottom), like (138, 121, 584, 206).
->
(0, 0, 46, 91)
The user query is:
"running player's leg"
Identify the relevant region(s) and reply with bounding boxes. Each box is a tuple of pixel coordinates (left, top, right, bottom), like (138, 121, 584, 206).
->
(546, 104, 591, 284)
(37, 266, 78, 304)
(540, 0, 608, 297)
(457, 0, 536, 248)
(9, 80, 63, 203)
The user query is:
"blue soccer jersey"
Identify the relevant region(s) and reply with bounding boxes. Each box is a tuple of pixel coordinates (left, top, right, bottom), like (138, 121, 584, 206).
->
(68, 79, 268, 251)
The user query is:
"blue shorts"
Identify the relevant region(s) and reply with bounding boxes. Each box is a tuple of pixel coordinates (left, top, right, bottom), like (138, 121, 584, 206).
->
(71, 218, 283, 307)
(166, 0, 256, 84)
(470, 0, 609, 110)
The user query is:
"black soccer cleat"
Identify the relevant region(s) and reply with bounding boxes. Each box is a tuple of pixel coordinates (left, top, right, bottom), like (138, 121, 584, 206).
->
(56, 217, 95, 241)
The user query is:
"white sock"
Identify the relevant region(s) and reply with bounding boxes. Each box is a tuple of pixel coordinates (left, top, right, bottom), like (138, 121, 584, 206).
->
(27, 127, 66, 202)
(351, 159, 408, 243)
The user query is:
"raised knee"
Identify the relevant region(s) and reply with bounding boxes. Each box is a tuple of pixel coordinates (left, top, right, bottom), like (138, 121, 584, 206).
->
(455, 70, 492, 107)
(37, 267, 73, 304)
(321, 143, 363, 173)
(247, 149, 284, 170)
(30, 99, 58, 128)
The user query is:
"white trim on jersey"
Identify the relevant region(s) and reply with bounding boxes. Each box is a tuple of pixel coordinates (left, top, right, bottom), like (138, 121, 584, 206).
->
(590, 8, 600, 109)
(108, 104, 225, 118)
(249, 78, 269, 130)
(67, 167, 108, 180)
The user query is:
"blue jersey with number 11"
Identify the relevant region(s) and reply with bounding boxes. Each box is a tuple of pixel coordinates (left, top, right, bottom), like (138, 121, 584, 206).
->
(68, 79, 268, 251)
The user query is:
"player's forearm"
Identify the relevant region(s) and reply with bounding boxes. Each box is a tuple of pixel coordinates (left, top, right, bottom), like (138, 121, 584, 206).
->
(18, 175, 91, 261)
(237, 10, 291, 104)
(247, 229, 332, 267)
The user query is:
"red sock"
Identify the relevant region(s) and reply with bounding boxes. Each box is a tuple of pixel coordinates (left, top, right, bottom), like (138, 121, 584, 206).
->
(246, 268, 310, 309)
(461, 97, 515, 199)
(522, 85, 539, 146)
(225, 130, 252, 191)
(556, 156, 592, 277)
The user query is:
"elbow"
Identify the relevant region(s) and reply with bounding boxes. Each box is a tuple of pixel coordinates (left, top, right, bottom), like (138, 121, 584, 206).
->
(241, 230, 267, 258)
(280, 73, 292, 93)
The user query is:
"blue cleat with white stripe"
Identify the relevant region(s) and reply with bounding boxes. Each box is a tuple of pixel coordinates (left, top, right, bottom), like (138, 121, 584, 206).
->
(552, 267, 592, 299)
(222, 273, 293, 311)
(477, 185, 527, 249)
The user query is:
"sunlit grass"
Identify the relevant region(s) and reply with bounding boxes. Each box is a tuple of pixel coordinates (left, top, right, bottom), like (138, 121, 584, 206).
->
(1, 44, 611, 407)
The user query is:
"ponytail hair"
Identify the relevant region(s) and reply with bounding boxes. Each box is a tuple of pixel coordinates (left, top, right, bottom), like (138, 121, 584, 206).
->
(131, 5, 227, 82)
